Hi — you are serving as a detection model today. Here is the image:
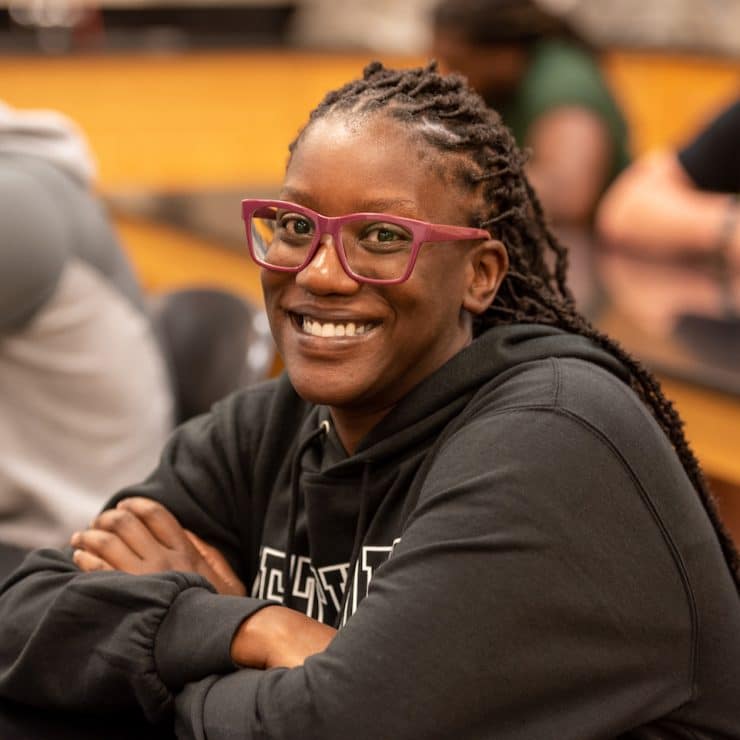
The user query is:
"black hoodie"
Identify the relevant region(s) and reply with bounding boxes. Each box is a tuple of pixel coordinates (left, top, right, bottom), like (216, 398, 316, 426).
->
(0, 324, 739, 739)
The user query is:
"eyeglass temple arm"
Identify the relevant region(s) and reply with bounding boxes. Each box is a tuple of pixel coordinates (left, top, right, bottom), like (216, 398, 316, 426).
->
(425, 224, 491, 242)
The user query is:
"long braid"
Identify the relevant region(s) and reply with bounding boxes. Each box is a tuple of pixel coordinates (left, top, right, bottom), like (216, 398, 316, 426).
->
(290, 61, 740, 588)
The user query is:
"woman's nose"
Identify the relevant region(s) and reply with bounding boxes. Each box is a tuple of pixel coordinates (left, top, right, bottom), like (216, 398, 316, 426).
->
(295, 236, 361, 294)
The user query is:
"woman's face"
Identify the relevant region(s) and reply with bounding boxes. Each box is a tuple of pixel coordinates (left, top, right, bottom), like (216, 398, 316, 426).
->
(262, 112, 502, 419)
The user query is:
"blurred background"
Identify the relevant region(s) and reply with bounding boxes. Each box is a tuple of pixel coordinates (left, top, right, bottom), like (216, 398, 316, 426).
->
(1, 0, 737, 289)
(1, 0, 739, 539)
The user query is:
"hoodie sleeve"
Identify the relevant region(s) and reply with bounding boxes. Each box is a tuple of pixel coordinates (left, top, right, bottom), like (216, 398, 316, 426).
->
(0, 406, 271, 722)
(173, 400, 695, 739)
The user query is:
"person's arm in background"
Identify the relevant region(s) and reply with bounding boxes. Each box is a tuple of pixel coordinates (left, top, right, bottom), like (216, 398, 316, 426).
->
(595, 151, 740, 266)
(596, 100, 740, 268)
(525, 105, 613, 225)
(0, 160, 67, 574)
(0, 161, 68, 332)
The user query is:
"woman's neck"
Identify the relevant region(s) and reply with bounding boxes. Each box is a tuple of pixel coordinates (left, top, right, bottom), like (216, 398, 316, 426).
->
(328, 405, 394, 456)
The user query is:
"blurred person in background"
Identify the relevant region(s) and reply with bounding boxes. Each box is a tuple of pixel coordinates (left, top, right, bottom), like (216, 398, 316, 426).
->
(431, 0, 630, 230)
(596, 98, 740, 269)
(0, 101, 173, 578)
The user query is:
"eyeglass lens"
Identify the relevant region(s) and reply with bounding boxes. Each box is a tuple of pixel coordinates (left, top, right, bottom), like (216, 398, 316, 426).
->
(249, 205, 415, 281)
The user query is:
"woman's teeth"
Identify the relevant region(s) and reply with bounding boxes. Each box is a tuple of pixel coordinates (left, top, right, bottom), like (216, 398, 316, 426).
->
(301, 317, 372, 337)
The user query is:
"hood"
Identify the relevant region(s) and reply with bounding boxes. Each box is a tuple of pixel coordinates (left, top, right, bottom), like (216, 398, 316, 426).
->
(0, 100, 96, 186)
(352, 322, 629, 461)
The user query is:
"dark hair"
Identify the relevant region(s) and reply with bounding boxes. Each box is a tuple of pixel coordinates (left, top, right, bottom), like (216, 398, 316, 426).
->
(431, 0, 586, 48)
(289, 60, 740, 589)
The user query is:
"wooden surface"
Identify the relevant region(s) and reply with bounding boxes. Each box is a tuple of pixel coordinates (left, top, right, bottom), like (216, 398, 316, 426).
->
(657, 377, 740, 541)
(115, 214, 263, 301)
(660, 377, 740, 480)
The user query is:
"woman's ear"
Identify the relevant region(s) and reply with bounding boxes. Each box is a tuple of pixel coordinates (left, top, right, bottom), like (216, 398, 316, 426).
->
(462, 239, 509, 315)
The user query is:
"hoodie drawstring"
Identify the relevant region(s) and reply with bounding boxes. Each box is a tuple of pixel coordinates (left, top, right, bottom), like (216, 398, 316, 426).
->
(281, 419, 373, 627)
(335, 460, 372, 628)
(282, 419, 330, 610)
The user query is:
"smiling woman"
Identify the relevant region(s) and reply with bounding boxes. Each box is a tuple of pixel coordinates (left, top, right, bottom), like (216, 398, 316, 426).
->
(0, 62, 739, 740)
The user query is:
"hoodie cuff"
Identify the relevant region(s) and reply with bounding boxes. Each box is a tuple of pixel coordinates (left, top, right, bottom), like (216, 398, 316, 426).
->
(154, 587, 272, 690)
(175, 669, 268, 740)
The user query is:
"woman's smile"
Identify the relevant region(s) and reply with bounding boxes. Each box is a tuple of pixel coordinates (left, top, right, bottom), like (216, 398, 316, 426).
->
(290, 312, 380, 339)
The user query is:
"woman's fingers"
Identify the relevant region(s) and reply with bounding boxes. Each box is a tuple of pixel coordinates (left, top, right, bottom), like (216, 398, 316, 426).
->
(185, 529, 224, 566)
(184, 529, 213, 561)
(70, 528, 140, 572)
(72, 499, 247, 596)
(88, 506, 164, 562)
(185, 530, 246, 596)
(116, 497, 192, 551)
(71, 500, 187, 573)
(72, 548, 114, 573)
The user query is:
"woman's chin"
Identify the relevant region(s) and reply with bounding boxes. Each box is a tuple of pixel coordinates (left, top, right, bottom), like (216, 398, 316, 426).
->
(287, 370, 362, 409)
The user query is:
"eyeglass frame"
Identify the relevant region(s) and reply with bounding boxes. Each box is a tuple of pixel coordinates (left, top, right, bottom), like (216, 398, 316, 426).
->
(241, 198, 492, 286)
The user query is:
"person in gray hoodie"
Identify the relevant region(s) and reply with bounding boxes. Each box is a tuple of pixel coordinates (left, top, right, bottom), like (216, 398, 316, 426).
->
(0, 102, 173, 576)
(0, 64, 738, 739)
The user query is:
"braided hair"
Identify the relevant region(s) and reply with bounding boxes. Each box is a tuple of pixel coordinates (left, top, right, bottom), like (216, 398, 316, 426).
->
(289, 61, 740, 588)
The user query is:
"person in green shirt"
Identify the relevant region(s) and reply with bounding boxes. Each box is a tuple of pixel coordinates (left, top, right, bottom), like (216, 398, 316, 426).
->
(431, 0, 630, 228)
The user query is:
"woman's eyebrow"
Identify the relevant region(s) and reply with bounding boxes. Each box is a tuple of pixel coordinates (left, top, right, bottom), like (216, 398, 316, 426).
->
(278, 187, 315, 206)
(356, 198, 418, 215)
(279, 189, 419, 216)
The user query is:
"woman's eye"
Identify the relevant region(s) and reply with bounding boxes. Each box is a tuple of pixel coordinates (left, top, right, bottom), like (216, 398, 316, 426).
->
(375, 228, 398, 242)
(279, 213, 313, 236)
(363, 224, 409, 243)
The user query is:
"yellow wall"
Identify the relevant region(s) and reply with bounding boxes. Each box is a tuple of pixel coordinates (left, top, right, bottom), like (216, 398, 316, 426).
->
(0, 51, 419, 190)
(1, 49, 737, 191)
(603, 51, 739, 154)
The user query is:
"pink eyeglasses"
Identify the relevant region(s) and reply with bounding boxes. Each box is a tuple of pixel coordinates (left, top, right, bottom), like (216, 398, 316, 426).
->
(242, 198, 491, 285)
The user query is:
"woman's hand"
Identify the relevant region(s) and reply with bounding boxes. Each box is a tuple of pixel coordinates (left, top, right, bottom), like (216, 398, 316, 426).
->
(231, 605, 337, 669)
(70, 497, 246, 596)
